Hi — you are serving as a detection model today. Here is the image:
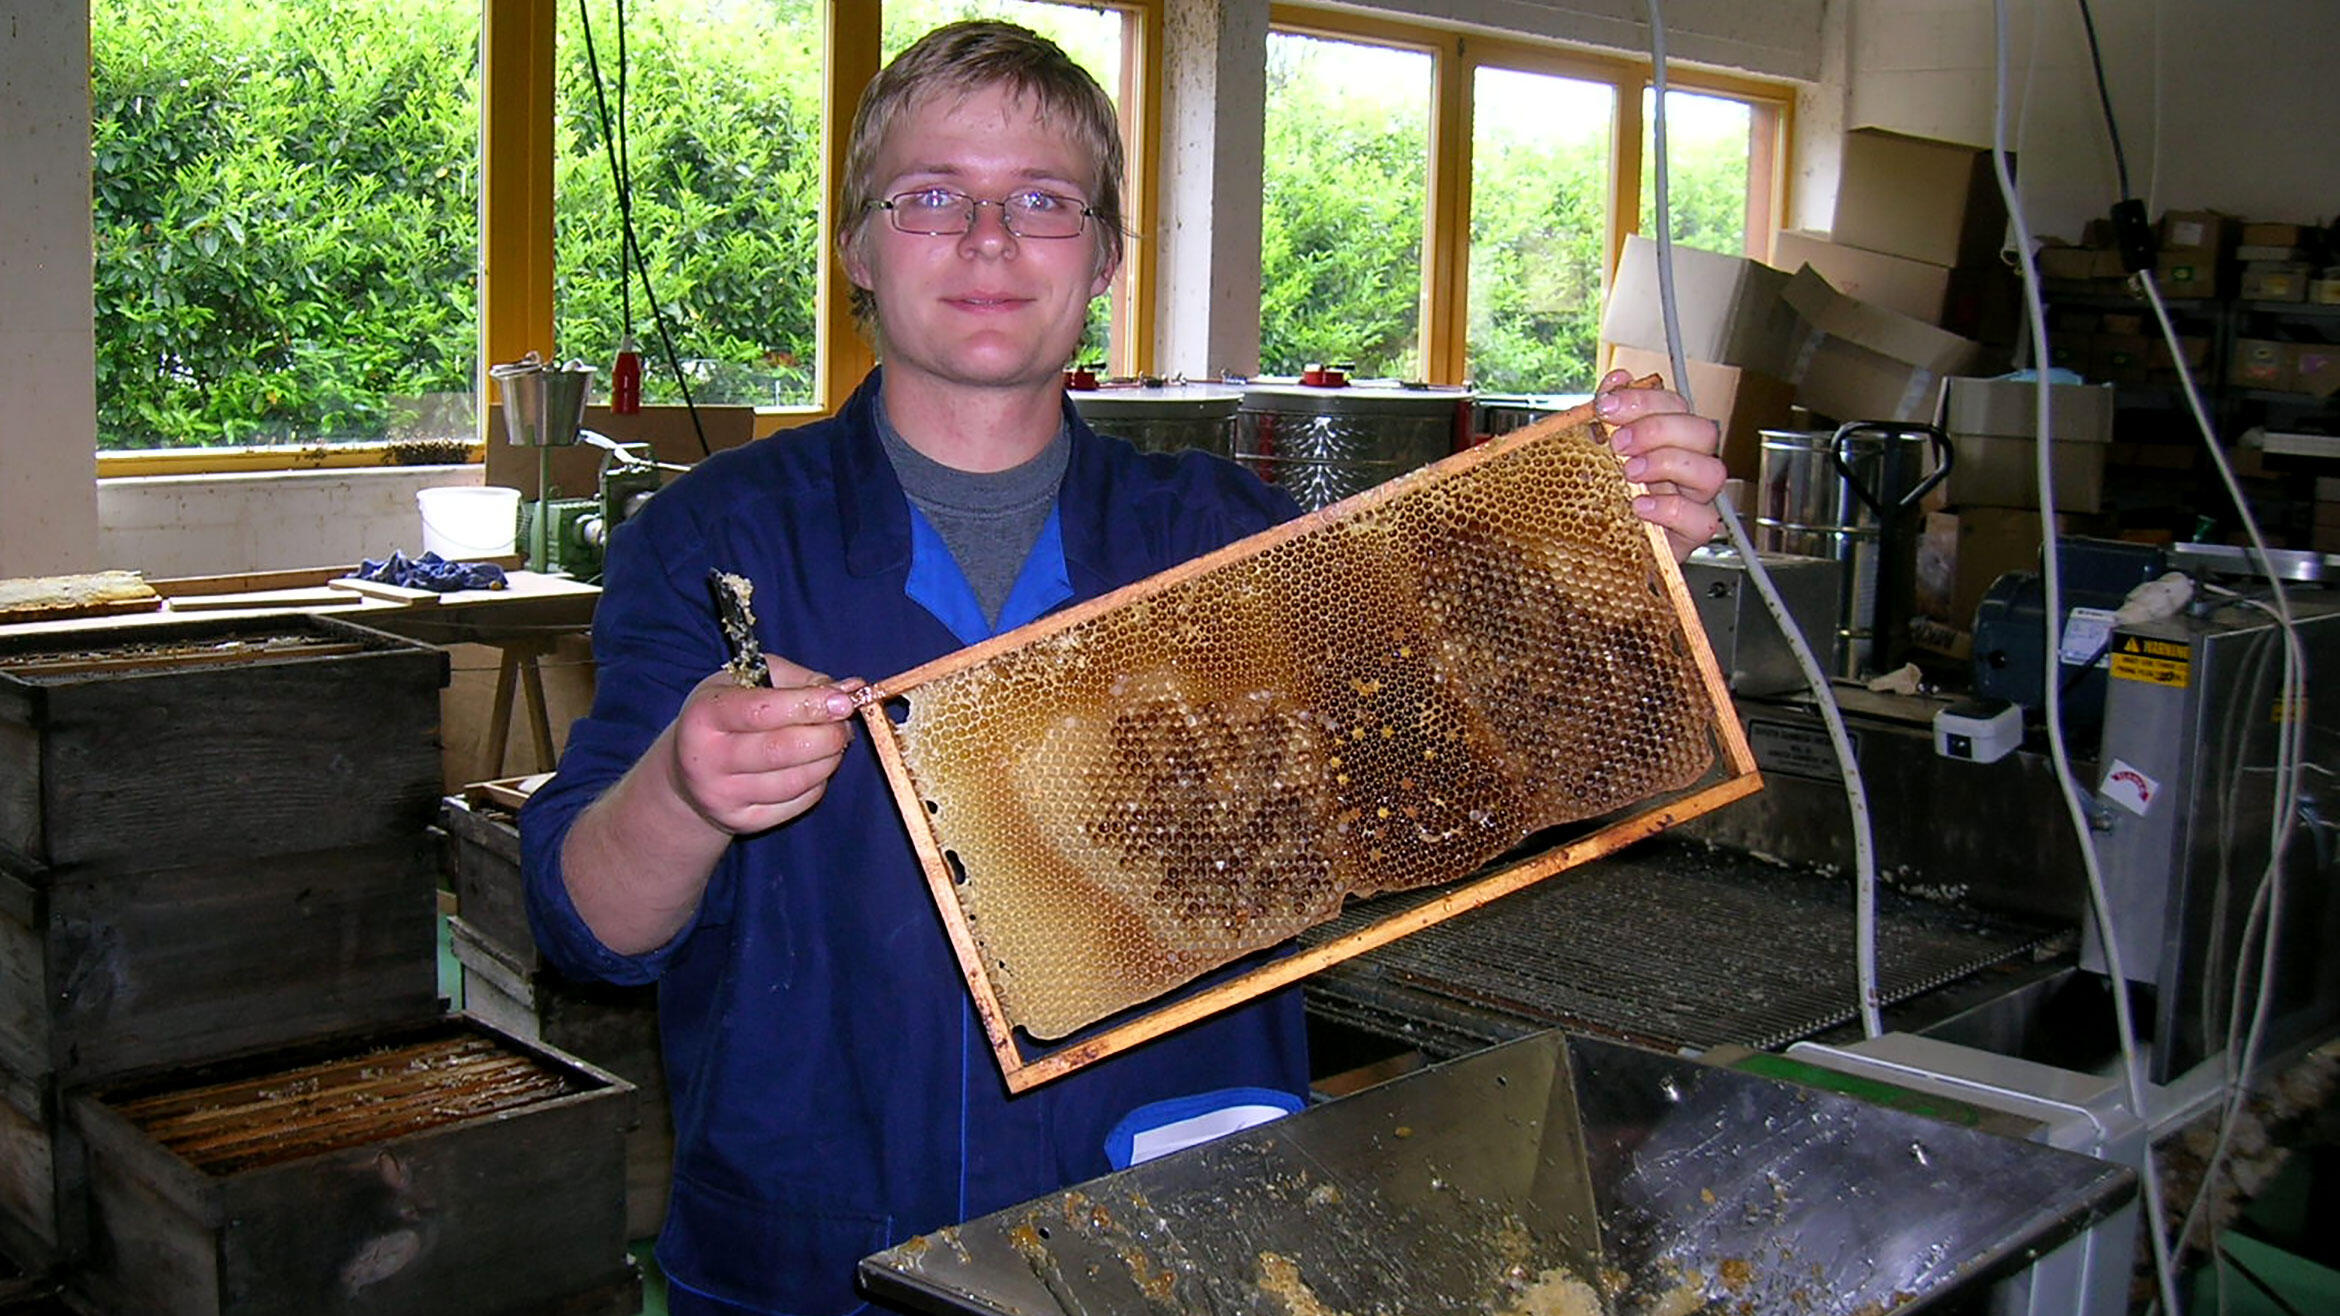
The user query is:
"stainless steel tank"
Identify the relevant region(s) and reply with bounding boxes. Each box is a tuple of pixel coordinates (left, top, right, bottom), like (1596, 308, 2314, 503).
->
(1753, 423, 1951, 678)
(1471, 392, 1588, 442)
(1066, 382, 1244, 457)
(1233, 380, 1473, 511)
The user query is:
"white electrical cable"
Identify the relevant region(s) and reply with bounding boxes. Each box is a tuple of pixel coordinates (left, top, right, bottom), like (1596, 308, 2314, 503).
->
(2173, 588, 2307, 1261)
(1988, 4, 2185, 1313)
(1643, 0, 1885, 1039)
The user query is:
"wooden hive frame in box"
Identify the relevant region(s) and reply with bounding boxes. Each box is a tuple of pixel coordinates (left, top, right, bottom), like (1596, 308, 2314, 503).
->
(855, 389, 1760, 1092)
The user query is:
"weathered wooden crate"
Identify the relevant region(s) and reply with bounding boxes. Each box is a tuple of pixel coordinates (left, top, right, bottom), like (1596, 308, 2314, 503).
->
(0, 613, 449, 875)
(437, 790, 532, 961)
(449, 916, 671, 1241)
(0, 1063, 74, 1278)
(0, 839, 440, 1090)
(68, 1016, 639, 1316)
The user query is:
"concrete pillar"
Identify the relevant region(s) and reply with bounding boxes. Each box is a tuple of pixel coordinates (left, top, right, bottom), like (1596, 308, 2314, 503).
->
(0, 0, 100, 576)
(1153, 0, 1269, 380)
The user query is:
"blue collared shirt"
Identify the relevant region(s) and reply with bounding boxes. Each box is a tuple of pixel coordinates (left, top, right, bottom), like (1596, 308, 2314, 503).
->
(521, 370, 1311, 1316)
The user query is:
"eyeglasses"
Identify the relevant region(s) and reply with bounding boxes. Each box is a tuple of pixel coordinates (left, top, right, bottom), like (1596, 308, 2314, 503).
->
(874, 187, 1096, 240)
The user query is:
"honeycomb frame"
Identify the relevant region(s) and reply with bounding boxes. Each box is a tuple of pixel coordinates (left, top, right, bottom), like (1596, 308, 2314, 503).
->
(857, 387, 1760, 1092)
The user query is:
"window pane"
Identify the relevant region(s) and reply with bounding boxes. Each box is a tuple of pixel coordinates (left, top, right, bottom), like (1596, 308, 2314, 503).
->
(91, 0, 481, 451)
(882, 0, 1129, 368)
(556, 1, 822, 409)
(1466, 67, 1614, 394)
(1260, 33, 1429, 380)
(1638, 88, 1752, 255)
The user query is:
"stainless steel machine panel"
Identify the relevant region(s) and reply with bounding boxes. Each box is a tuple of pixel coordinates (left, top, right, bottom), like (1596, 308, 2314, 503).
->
(1682, 545, 1843, 695)
(860, 1031, 2135, 1316)
(1233, 381, 1471, 511)
(1068, 383, 1243, 457)
(2086, 597, 2340, 1083)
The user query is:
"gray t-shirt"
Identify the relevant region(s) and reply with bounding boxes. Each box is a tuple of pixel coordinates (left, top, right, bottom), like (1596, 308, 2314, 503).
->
(876, 400, 1071, 629)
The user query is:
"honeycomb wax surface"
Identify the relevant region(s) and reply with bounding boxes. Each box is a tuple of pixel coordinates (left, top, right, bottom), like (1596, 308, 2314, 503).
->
(889, 416, 1716, 1040)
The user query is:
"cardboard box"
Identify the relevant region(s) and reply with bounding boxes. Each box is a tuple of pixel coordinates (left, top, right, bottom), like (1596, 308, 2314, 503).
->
(1603, 343, 1797, 480)
(1769, 229, 1953, 324)
(2088, 333, 2153, 387)
(2047, 332, 2092, 374)
(1781, 265, 1987, 423)
(2155, 251, 2220, 299)
(2312, 275, 2340, 306)
(1942, 506, 2055, 628)
(1602, 234, 1800, 378)
(1936, 377, 2116, 513)
(2036, 244, 2107, 282)
(2290, 345, 2340, 398)
(2160, 209, 2232, 253)
(2148, 335, 2212, 371)
(1833, 129, 2010, 268)
(2240, 262, 2313, 302)
(2240, 222, 2307, 248)
(2233, 338, 2294, 390)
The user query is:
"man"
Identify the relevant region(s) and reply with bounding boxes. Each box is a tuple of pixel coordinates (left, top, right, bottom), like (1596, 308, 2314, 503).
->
(523, 21, 1725, 1316)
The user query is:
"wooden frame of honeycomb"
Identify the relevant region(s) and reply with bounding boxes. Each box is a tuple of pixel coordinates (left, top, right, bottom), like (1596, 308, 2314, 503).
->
(856, 389, 1759, 1092)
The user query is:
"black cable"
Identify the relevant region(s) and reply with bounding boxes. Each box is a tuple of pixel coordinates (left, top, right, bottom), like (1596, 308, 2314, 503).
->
(577, 0, 711, 455)
(2073, 0, 2130, 201)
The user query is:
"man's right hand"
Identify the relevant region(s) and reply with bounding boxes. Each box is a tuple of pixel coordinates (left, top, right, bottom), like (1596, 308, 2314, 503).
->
(559, 653, 865, 956)
(668, 657, 865, 837)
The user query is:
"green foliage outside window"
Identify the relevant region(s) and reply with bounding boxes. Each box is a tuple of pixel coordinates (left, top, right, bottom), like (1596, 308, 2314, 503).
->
(92, 0, 481, 449)
(554, 0, 823, 409)
(1259, 36, 1427, 380)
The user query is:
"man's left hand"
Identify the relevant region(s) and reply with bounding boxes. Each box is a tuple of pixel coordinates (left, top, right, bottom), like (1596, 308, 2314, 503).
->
(1593, 369, 1726, 563)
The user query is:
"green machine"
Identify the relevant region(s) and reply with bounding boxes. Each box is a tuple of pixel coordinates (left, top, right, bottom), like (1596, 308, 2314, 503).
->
(517, 435, 663, 583)
(491, 353, 668, 583)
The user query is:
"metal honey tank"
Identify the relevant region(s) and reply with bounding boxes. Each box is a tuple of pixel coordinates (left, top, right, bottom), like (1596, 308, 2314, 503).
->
(1753, 422, 1950, 678)
(1234, 377, 1475, 511)
(1066, 380, 1244, 457)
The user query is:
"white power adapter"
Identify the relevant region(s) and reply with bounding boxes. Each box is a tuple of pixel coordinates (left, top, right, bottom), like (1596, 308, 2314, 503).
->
(1934, 698, 2023, 764)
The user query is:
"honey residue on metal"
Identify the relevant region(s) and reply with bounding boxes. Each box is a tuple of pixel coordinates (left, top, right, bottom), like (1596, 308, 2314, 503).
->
(884, 413, 1716, 1040)
(104, 1030, 585, 1175)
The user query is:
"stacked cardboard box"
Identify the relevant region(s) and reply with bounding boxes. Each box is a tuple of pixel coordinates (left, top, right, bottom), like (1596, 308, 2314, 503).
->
(1776, 129, 2022, 345)
(1599, 234, 1800, 478)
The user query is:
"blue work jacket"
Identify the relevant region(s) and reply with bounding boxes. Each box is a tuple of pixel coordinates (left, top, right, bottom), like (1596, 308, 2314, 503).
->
(521, 370, 1312, 1315)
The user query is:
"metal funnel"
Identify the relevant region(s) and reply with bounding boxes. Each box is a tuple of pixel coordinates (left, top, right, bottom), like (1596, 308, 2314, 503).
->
(490, 352, 595, 447)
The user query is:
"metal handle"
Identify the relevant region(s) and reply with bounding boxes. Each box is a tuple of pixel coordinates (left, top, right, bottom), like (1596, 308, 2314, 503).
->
(1829, 421, 1953, 519)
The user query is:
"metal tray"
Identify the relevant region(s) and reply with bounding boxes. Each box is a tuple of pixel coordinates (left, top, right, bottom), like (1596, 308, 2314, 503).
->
(861, 1031, 2133, 1315)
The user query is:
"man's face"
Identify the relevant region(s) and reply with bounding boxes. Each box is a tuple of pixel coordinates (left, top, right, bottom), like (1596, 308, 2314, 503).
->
(845, 81, 1115, 399)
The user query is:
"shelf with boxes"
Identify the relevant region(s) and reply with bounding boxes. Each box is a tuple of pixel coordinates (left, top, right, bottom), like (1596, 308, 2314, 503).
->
(0, 613, 640, 1314)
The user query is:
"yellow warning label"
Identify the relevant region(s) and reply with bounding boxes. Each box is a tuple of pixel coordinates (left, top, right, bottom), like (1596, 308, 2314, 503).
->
(2110, 633, 2190, 687)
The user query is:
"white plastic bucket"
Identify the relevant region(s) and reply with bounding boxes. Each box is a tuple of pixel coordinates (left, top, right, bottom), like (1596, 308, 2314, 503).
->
(417, 485, 521, 559)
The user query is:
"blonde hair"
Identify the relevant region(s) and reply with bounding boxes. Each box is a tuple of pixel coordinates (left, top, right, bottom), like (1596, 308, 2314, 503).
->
(836, 20, 1126, 327)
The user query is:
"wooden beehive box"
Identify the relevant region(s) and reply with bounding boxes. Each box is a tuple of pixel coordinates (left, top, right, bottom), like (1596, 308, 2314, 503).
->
(0, 613, 449, 875)
(448, 917, 670, 1241)
(437, 790, 532, 962)
(66, 1016, 639, 1316)
(0, 841, 440, 1090)
(0, 1062, 70, 1275)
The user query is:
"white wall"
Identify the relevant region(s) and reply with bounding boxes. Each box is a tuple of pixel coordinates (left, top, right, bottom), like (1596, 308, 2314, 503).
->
(1844, 0, 2340, 244)
(98, 466, 483, 579)
(0, 0, 100, 577)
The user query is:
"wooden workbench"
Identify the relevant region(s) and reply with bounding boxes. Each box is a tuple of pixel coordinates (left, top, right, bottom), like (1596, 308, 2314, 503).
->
(0, 564, 601, 778)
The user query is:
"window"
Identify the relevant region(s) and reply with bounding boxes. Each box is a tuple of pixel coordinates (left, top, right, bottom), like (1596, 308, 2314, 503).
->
(1637, 87, 1765, 258)
(1467, 66, 1615, 393)
(554, 1, 825, 409)
(882, 0, 1135, 371)
(1258, 31, 1431, 379)
(90, 0, 481, 454)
